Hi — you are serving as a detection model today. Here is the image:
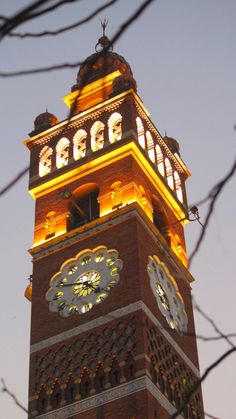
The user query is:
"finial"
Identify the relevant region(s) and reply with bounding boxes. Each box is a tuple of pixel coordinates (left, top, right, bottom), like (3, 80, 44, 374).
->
(46, 106, 48, 113)
(100, 18, 108, 36)
(164, 130, 167, 137)
(95, 19, 113, 52)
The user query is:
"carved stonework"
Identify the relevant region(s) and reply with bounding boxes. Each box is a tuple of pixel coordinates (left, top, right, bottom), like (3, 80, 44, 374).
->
(45, 212, 56, 238)
(111, 181, 123, 209)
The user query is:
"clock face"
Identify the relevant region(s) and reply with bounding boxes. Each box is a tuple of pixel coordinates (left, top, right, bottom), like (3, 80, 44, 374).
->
(46, 246, 123, 317)
(147, 255, 188, 333)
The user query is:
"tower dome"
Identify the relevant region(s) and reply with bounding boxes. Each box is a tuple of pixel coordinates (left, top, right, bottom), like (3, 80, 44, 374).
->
(163, 135, 180, 155)
(30, 111, 59, 136)
(71, 35, 137, 93)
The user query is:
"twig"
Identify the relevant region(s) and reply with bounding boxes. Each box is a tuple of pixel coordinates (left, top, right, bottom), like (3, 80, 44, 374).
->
(170, 347, 236, 419)
(1, 378, 28, 413)
(9, 0, 120, 38)
(193, 298, 235, 348)
(0, 0, 154, 77)
(0, 165, 29, 196)
(0, 0, 81, 40)
(204, 412, 222, 419)
(189, 157, 236, 266)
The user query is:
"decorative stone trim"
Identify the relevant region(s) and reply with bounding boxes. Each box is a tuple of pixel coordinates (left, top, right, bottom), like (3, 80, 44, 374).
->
(32, 376, 184, 419)
(27, 97, 125, 148)
(30, 300, 199, 377)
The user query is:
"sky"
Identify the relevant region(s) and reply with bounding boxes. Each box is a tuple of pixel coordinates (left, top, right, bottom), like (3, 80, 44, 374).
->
(0, 1, 236, 418)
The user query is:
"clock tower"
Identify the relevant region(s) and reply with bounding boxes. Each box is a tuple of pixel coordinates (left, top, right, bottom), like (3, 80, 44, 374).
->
(25, 35, 204, 418)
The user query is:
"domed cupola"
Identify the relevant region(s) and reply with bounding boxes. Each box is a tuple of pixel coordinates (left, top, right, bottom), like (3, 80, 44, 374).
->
(163, 134, 180, 155)
(30, 110, 58, 136)
(64, 23, 137, 114)
(71, 30, 137, 94)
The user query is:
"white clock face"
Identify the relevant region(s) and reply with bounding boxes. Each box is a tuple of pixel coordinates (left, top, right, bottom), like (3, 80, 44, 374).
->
(147, 255, 188, 333)
(46, 246, 123, 317)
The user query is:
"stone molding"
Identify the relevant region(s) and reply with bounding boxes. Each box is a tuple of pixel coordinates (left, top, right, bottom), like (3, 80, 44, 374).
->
(33, 376, 184, 419)
(30, 300, 199, 377)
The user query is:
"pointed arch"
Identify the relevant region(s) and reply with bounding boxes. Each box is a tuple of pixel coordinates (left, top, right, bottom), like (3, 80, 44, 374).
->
(90, 121, 105, 151)
(124, 355, 136, 381)
(136, 117, 145, 149)
(50, 381, 62, 409)
(65, 375, 76, 404)
(73, 129, 87, 160)
(109, 360, 121, 386)
(37, 386, 47, 414)
(95, 365, 106, 392)
(79, 370, 91, 398)
(56, 137, 70, 168)
(39, 145, 53, 177)
(108, 112, 122, 143)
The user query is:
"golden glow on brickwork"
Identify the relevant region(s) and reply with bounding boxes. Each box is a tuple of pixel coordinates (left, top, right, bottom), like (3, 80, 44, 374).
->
(33, 227, 66, 247)
(29, 142, 187, 223)
(63, 71, 121, 112)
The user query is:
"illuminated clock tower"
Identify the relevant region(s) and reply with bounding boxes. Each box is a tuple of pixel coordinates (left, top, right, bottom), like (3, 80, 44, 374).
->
(25, 34, 204, 418)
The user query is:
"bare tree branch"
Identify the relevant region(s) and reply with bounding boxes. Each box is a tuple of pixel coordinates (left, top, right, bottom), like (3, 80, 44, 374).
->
(22, 0, 82, 20)
(193, 298, 235, 348)
(9, 0, 120, 38)
(1, 379, 28, 414)
(0, 0, 154, 77)
(0, 0, 50, 39)
(191, 332, 236, 343)
(170, 347, 236, 419)
(0, 165, 29, 196)
(188, 157, 236, 265)
(205, 413, 222, 419)
(0, 0, 82, 40)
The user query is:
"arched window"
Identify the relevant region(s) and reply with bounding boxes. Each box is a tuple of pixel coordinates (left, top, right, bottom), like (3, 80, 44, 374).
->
(56, 137, 70, 168)
(155, 145, 164, 176)
(136, 117, 145, 149)
(73, 129, 87, 160)
(108, 112, 122, 143)
(146, 131, 155, 163)
(67, 183, 99, 231)
(91, 121, 105, 151)
(165, 158, 174, 190)
(174, 171, 183, 203)
(39, 145, 53, 177)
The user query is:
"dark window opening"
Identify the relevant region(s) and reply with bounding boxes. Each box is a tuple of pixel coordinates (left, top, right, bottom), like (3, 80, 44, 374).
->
(95, 366, 106, 392)
(152, 196, 170, 245)
(67, 184, 99, 231)
(124, 357, 136, 381)
(65, 378, 76, 403)
(109, 362, 121, 386)
(51, 384, 62, 409)
(80, 373, 91, 398)
(37, 388, 47, 414)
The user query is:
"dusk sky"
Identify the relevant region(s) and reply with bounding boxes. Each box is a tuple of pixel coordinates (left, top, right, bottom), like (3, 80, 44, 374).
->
(0, 1, 236, 418)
